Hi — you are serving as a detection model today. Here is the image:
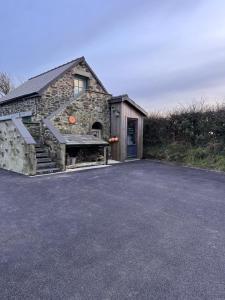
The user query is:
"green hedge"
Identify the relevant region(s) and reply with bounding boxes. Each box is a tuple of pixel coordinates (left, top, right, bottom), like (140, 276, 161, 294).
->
(143, 104, 225, 171)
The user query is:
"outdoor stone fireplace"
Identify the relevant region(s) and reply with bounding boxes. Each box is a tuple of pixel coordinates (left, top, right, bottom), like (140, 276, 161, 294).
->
(66, 146, 106, 167)
(64, 134, 108, 168)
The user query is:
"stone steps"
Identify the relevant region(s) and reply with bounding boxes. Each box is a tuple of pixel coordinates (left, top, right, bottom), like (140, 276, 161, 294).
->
(35, 147, 48, 153)
(36, 152, 49, 158)
(37, 157, 52, 163)
(36, 167, 60, 175)
(24, 122, 61, 175)
(35, 143, 60, 175)
(37, 162, 57, 169)
(24, 122, 41, 142)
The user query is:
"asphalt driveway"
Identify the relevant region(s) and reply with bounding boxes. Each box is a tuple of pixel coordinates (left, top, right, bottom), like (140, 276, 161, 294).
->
(1, 160, 225, 299)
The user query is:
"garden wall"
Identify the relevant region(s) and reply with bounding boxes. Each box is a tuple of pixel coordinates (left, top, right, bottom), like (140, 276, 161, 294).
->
(0, 119, 36, 175)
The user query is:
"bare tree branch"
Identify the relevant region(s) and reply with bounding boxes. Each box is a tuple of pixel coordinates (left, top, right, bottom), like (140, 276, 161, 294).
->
(0, 72, 14, 97)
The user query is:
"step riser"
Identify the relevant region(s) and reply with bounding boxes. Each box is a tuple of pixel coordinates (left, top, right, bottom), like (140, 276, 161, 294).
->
(36, 168, 60, 175)
(37, 158, 52, 163)
(36, 152, 49, 158)
(37, 163, 57, 170)
(36, 149, 48, 153)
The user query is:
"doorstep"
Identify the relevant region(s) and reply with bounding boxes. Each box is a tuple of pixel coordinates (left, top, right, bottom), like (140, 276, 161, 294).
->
(124, 159, 140, 162)
(108, 159, 121, 164)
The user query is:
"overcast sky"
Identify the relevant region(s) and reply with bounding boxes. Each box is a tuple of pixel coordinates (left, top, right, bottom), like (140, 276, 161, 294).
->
(1, 0, 225, 112)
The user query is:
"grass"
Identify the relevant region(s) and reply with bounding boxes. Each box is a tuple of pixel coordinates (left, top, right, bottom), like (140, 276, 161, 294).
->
(144, 143, 225, 172)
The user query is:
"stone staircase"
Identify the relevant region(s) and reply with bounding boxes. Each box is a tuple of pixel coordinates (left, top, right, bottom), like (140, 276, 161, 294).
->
(35, 144, 60, 175)
(23, 121, 60, 175)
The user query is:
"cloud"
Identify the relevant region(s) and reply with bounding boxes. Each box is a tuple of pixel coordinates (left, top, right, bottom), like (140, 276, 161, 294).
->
(129, 53, 225, 97)
(1, 0, 225, 111)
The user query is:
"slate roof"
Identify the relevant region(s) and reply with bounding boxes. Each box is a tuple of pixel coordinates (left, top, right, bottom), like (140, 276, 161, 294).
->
(109, 94, 148, 116)
(63, 134, 108, 146)
(0, 56, 107, 104)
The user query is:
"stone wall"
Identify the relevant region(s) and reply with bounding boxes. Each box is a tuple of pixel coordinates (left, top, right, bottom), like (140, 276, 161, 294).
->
(36, 60, 109, 119)
(0, 96, 38, 117)
(0, 60, 110, 125)
(51, 91, 111, 139)
(42, 125, 66, 171)
(24, 122, 41, 142)
(0, 120, 36, 175)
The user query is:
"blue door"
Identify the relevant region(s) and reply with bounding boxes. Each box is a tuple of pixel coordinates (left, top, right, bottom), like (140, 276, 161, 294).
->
(127, 119, 138, 158)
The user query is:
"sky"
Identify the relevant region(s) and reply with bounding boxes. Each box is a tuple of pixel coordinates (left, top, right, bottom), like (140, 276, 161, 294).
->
(1, 0, 225, 113)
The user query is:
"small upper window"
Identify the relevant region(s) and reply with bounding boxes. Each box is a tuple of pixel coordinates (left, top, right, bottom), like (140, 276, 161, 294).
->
(74, 75, 87, 95)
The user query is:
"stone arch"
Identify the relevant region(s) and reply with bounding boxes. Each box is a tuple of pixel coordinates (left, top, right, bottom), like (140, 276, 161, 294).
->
(91, 121, 103, 138)
(92, 121, 103, 130)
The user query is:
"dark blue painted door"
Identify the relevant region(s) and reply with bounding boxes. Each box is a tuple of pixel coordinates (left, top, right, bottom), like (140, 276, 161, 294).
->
(127, 119, 138, 158)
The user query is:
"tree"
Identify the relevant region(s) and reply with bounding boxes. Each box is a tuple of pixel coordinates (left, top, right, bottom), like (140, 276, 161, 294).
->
(0, 72, 14, 97)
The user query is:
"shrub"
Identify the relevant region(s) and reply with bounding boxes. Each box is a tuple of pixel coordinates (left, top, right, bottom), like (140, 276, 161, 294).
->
(143, 102, 225, 171)
(144, 102, 225, 148)
(190, 148, 208, 160)
(165, 143, 187, 162)
(207, 142, 225, 154)
(144, 145, 167, 160)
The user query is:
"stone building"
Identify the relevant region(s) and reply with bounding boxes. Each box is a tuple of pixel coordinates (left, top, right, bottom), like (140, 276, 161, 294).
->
(0, 57, 147, 175)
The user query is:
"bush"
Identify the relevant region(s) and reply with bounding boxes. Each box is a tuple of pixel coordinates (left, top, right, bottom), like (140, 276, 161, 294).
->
(213, 156, 225, 171)
(144, 103, 225, 147)
(191, 148, 208, 160)
(165, 143, 187, 162)
(144, 145, 167, 160)
(143, 102, 225, 171)
(207, 142, 224, 154)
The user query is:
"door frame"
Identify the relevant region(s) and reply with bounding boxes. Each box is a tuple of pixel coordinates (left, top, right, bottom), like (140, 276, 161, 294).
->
(126, 117, 138, 159)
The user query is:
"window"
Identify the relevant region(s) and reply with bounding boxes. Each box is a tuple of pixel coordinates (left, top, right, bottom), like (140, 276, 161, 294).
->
(127, 119, 137, 145)
(74, 75, 87, 95)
